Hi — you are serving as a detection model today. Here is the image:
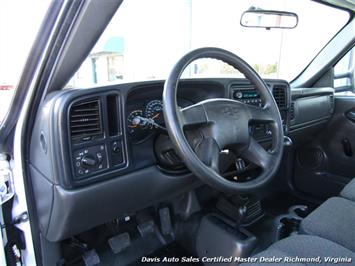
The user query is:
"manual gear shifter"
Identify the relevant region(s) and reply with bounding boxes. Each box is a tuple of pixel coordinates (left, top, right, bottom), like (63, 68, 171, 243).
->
(216, 197, 249, 227)
(235, 205, 247, 227)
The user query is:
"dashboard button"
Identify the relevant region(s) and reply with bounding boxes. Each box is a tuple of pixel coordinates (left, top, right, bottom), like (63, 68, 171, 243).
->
(111, 141, 124, 166)
(96, 152, 103, 163)
(112, 142, 120, 153)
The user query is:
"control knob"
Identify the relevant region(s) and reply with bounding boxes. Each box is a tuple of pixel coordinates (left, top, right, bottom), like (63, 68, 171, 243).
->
(235, 91, 243, 99)
(81, 155, 97, 167)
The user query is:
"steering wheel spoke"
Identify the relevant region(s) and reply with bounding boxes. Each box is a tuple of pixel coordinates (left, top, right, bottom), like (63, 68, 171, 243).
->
(248, 104, 275, 123)
(193, 137, 221, 173)
(179, 103, 208, 129)
(241, 138, 272, 169)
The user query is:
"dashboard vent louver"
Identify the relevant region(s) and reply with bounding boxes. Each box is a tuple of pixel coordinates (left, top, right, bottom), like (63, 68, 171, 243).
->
(273, 86, 287, 109)
(329, 95, 334, 104)
(290, 102, 295, 120)
(329, 95, 335, 106)
(329, 95, 335, 114)
(69, 99, 102, 139)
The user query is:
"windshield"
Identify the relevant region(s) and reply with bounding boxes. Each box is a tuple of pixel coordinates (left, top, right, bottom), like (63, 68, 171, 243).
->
(67, 0, 349, 88)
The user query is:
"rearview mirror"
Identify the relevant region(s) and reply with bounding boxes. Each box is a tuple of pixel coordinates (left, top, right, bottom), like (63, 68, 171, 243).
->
(241, 10, 298, 29)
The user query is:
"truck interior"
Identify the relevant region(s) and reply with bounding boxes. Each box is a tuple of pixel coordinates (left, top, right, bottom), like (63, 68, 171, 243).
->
(3, 0, 355, 265)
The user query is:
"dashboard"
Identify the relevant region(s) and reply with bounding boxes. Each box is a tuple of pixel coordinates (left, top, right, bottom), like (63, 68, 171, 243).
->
(28, 78, 334, 242)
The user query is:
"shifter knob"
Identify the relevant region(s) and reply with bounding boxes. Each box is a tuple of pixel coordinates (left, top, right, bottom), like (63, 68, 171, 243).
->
(235, 205, 247, 226)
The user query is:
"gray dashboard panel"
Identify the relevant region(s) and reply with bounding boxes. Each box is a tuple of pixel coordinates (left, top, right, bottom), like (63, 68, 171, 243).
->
(30, 163, 198, 241)
(28, 78, 307, 241)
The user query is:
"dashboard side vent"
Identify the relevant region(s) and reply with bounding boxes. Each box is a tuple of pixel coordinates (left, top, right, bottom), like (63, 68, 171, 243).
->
(329, 95, 334, 104)
(69, 99, 102, 140)
(273, 85, 287, 109)
(329, 95, 335, 113)
(290, 102, 295, 120)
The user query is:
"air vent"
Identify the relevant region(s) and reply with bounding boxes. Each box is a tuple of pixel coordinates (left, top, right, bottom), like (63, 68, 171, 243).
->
(330, 95, 334, 107)
(69, 99, 102, 140)
(273, 85, 287, 109)
(290, 102, 295, 120)
(329, 95, 334, 104)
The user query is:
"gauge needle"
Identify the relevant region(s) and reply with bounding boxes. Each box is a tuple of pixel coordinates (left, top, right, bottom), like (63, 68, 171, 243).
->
(151, 113, 160, 120)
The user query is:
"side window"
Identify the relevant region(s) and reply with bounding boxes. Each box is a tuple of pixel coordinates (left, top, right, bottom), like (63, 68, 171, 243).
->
(334, 47, 354, 92)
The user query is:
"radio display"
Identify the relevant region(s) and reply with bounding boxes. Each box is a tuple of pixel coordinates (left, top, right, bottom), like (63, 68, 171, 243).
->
(242, 91, 259, 98)
(233, 89, 260, 99)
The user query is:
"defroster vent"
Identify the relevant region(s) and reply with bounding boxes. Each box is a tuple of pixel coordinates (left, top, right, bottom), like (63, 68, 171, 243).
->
(272, 85, 287, 109)
(69, 99, 102, 140)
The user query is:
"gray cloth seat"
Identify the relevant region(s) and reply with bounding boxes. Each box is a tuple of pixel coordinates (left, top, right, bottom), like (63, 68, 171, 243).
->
(300, 197, 355, 252)
(242, 235, 354, 265)
(341, 178, 355, 201)
(242, 194, 355, 265)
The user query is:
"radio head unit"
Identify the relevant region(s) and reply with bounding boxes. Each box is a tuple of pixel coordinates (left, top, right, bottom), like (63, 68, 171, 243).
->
(231, 88, 262, 106)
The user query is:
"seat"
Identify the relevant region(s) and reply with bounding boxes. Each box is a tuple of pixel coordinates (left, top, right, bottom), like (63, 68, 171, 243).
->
(242, 197, 355, 265)
(300, 197, 355, 252)
(340, 178, 355, 202)
(242, 235, 354, 265)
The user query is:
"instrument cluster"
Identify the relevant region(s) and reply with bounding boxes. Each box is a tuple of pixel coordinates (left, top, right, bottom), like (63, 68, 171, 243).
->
(126, 98, 191, 143)
(127, 99, 164, 142)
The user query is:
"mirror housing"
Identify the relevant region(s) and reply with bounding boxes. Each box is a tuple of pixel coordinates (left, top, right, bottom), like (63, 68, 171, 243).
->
(334, 68, 355, 92)
(241, 9, 298, 29)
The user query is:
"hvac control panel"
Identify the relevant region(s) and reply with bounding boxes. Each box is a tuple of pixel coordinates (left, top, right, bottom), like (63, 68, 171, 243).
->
(72, 141, 126, 179)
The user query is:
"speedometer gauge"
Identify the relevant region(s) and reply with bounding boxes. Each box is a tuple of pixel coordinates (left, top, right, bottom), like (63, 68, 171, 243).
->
(145, 100, 164, 126)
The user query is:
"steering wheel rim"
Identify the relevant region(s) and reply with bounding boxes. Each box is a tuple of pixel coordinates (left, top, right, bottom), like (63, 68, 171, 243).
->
(163, 47, 284, 193)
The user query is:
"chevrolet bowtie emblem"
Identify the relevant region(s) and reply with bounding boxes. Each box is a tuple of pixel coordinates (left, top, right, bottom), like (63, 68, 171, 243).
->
(222, 106, 239, 117)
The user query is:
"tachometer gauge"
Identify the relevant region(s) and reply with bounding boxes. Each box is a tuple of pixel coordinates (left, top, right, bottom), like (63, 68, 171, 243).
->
(145, 100, 164, 126)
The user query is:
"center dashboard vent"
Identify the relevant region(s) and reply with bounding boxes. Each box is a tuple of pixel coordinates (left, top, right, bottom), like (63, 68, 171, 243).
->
(272, 85, 287, 109)
(69, 99, 102, 140)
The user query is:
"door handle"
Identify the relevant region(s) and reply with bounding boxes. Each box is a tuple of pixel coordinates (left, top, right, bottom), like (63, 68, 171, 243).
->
(342, 138, 353, 157)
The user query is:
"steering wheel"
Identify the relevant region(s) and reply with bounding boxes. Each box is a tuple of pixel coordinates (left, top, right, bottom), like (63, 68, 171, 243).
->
(162, 47, 284, 193)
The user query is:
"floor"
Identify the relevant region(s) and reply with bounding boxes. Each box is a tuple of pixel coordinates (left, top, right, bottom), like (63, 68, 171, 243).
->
(64, 192, 318, 265)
